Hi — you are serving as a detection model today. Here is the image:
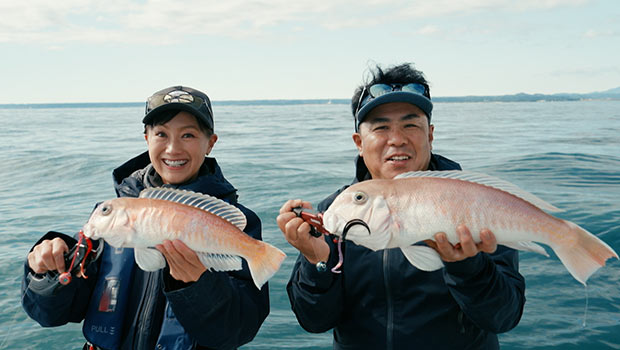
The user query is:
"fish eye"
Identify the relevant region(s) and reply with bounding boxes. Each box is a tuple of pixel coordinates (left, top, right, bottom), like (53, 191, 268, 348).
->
(101, 204, 112, 216)
(353, 191, 368, 204)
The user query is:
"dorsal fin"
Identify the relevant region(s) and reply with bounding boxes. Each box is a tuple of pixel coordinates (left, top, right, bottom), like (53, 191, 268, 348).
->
(139, 187, 247, 230)
(394, 170, 562, 212)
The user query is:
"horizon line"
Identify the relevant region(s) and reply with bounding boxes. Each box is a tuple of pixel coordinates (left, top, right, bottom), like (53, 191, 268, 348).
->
(1, 90, 619, 107)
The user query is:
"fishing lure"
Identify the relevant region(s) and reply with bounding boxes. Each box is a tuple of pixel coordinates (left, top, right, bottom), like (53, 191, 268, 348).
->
(292, 207, 346, 273)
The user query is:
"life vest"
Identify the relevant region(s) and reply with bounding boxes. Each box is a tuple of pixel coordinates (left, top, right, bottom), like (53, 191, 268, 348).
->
(83, 243, 135, 350)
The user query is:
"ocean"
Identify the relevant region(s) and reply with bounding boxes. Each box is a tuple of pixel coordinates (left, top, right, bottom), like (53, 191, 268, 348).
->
(0, 100, 619, 349)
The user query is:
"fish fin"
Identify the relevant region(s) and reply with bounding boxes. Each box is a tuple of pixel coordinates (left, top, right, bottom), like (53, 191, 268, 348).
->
(394, 170, 562, 213)
(198, 253, 243, 272)
(550, 221, 618, 285)
(502, 242, 549, 257)
(400, 245, 444, 271)
(134, 248, 166, 271)
(101, 234, 126, 248)
(139, 187, 247, 230)
(244, 241, 287, 290)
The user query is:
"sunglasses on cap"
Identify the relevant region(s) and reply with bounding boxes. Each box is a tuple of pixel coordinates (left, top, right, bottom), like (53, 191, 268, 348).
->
(354, 83, 428, 117)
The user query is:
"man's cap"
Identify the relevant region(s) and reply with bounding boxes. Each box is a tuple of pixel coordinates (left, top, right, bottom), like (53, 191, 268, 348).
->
(355, 90, 433, 131)
(143, 86, 214, 131)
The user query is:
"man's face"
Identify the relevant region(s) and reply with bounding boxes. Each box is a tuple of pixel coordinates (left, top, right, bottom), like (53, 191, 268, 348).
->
(353, 102, 434, 180)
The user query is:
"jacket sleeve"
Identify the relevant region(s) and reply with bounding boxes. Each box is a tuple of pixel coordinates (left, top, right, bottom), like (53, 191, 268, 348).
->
(284, 188, 349, 333)
(162, 207, 270, 349)
(21, 231, 100, 327)
(285, 236, 345, 333)
(443, 246, 526, 333)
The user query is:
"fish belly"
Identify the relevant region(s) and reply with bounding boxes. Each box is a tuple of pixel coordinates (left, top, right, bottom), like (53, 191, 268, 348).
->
(392, 178, 558, 247)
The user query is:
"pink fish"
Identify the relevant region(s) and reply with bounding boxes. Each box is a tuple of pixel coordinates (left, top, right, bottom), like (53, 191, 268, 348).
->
(83, 187, 286, 289)
(322, 171, 617, 285)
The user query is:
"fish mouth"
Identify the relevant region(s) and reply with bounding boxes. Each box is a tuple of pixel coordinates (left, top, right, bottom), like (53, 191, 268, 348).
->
(81, 224, 95, 239)
(342, 219, 370, 241)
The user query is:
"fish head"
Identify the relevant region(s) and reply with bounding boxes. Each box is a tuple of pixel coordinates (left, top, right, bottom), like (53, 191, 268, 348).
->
(82, 199, 134, 248)
(323, 184, 394, 251)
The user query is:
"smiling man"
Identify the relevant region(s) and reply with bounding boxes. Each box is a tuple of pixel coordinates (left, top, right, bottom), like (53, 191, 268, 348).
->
(277, 63, 526, 350)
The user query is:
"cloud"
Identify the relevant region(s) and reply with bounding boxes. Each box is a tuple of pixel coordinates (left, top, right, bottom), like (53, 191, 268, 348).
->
(416, 25, 441, 36)
(0, 0, 592, 44)
(583, 28, 618, 38)
(399, 0, 589, 18)
(549, 65, 620, 77)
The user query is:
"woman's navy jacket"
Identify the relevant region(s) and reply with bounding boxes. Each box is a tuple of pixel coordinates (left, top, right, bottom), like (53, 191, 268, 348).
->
(22, 152, 269, 349)
(286, 154, 526, 350)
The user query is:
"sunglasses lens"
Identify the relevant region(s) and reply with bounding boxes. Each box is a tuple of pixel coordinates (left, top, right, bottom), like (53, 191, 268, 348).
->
(368, 84, 394, 98)
(402, 83, 426, 95)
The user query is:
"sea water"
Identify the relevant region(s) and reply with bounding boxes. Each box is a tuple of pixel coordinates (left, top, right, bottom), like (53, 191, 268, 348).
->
(0, 100, 618, 349)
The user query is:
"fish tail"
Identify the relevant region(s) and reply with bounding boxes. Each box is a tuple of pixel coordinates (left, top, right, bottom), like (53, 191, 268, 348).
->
(551, 221, 618, 285)
(246, 241, 286, 289)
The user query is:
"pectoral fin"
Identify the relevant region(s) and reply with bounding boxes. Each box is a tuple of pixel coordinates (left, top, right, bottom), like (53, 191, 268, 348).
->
(134, 248, 166, 271)
(401, 245, 444, 271)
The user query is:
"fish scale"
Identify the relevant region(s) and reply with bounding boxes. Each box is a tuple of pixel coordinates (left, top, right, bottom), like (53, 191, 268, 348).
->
(322, 170, 617, 285)
(82, 187, 286, 289)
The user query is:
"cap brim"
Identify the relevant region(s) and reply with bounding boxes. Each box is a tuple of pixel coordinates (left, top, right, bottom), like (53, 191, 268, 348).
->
(356, 91, 433, 127)
(142, 103, 213, 130)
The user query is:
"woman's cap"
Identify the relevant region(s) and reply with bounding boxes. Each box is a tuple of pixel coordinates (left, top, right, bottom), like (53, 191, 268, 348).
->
(143, 86, 214, 131)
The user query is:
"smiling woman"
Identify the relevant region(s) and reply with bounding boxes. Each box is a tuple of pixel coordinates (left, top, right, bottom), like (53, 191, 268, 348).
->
(145, 111, 218, 185)
(21, 86, 271, 350)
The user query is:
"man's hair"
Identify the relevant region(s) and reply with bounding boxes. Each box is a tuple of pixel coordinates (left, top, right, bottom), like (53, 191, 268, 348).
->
(351, 63, 431, 117)
(143, 109, 214, 136)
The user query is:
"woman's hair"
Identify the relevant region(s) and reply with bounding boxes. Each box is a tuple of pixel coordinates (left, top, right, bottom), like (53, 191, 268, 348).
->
(143, 109, 213, 136)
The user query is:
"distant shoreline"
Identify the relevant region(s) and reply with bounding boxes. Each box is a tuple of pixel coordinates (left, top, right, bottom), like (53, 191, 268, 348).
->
(1, 93, 619, 108)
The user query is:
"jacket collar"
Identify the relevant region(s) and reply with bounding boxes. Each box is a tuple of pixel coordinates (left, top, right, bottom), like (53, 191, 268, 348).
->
(353, 153, 462, 183)
(112, 151, 238, 202)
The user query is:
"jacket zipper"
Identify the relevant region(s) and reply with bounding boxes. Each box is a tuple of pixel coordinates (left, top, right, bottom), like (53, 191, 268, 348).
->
(135, 271, 156, 349)
(383, 249, 393, 350)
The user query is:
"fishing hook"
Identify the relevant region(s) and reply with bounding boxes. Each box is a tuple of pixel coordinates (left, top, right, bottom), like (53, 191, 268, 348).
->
(341, 219, 370, 241)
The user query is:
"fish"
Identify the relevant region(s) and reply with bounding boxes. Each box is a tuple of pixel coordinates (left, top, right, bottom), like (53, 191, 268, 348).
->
(82, 187, 286, 289)
(321, 170, 618, 285)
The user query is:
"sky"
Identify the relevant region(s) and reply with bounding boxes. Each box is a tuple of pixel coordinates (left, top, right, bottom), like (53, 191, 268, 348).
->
(1, 0, 619, 103)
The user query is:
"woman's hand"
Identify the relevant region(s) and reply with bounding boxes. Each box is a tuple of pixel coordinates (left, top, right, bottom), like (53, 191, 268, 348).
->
(156, 239, 206, 283)
(27, 238, 69, 274)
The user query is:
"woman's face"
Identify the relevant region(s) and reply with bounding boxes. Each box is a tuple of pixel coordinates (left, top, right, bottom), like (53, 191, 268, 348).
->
(145, 111, 217, 184)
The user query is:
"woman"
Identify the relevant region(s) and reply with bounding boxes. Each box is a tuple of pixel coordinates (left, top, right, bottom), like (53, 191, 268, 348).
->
(22, 86, 269, 350)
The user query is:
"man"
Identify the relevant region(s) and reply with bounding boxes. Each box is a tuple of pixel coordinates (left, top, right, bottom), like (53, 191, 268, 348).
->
(277, 63, 525, 349)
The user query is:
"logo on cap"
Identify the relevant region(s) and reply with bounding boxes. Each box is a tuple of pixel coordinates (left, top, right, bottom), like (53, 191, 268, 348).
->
(163, 90, 194, 104)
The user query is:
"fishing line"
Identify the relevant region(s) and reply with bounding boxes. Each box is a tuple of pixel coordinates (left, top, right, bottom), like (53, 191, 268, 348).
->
(582, 284, 589, 328)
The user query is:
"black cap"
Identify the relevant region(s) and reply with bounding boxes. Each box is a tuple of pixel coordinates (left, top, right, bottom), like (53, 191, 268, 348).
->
(143, 86, 214, 131)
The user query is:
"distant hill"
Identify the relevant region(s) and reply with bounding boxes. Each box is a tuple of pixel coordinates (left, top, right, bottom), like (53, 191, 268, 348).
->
(433, 86, 620, 103)
(590, 86, 620, 96)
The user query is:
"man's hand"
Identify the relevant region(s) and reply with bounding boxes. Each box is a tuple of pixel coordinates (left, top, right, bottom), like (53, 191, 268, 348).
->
(156, 240, 206, 283)
(425, 225, 497, 262)
(277, 199, 330, 265)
